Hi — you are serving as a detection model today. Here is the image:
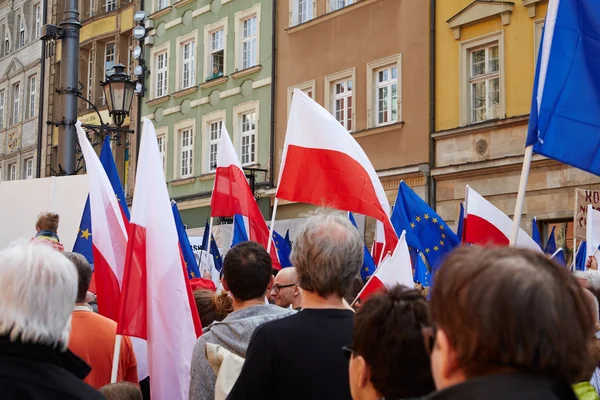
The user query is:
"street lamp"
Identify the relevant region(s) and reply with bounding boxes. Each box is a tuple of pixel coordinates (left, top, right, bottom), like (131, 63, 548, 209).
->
(101, 64, 136, 127)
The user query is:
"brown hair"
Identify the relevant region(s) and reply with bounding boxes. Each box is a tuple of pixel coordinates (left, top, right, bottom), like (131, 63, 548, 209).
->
(431, 247, 596, 383)
(63, 252, 92, 303)
(99, 382, 142, 400)
(352, 285, 435, 398)
(194, 289, 233, 328)
(36, 212, 60, 233)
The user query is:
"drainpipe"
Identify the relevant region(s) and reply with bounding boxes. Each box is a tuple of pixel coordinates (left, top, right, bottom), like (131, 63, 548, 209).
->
(36, 0, 48, 178)
(268, 0, 277, 218)
(428, 0, 436, 209)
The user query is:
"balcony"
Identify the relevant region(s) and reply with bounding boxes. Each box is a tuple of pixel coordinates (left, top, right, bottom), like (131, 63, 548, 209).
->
(80, 0, 133, 22)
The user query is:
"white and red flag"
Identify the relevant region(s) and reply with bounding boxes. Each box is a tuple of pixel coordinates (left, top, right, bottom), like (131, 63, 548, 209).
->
(356, 231, 413, 303)
(75, 122, 127, 321)
(464, 186, 541, 252)
(276, 89, 397, 253)
(210, 126, 281, 269)
(117, 118, 202, 400)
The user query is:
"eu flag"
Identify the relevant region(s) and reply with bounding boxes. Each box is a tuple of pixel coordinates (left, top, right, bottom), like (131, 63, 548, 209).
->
(526, 0, 600, 175)
(532, 217, 543, 249)
(456, 203, 464, 242)
(576, 241, 587, 271)
(551, 248, 567, 267)
(544, 226, 557, 255)
(172, 201, 201, 279)
(231, 214, 249, 246)
(414, 252, 431, 288)
(72, 197, 93, 265)
(200, 220, 223, 272)
(272, 231, 292, 268)
(348, 212, 376, 281)
(391, 181, 459, 270)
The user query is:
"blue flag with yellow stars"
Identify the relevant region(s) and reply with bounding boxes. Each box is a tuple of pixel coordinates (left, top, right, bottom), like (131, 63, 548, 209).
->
(201, 220, 223, 272)
(391, 181, 460, 270)
(172, 201, 201, 279)
(284, 230, 291, 247)
(348, 212, 377, 282)
(414, 251, 431, 287)
(272, 230, 292, 268)
(72, 136, 129, 266)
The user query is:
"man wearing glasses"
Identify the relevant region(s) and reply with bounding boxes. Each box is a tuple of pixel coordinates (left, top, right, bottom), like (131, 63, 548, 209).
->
(271, 267, 302, 310)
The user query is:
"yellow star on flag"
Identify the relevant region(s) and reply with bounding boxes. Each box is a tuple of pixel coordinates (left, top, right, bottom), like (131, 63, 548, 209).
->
(441, 233, 446, 239)
(190, 271, 196, 278)
(416, 216, 421, 222)
(80, 229, 91, 240)
(434, 246, 439, 251)
(425, 248, 430, 253)
(432, 218, 438, 224)
(440, 240, 445, 246)
(364, 267, 369, 272)
(439, 225, 444, 230)
(424, 214, 429, 220)
(410, 222, 415, 228)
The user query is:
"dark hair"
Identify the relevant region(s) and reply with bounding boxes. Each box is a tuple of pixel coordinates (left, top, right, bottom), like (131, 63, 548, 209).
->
(431, 247, 596, 383)
(223, 242, 272, 301)
(36, 212, 60, 232)
(352, 285, 435, 398)
(194, 289, 233, 328)
(63, 252, 92, 303)
(99, 382, 142, 400)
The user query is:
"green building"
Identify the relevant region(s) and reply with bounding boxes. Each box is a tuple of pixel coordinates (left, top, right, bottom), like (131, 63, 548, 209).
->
(142, 0, 273, 228)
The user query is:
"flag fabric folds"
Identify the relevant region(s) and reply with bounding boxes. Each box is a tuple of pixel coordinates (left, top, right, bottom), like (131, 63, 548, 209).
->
(586, 205, 600, 267)
(117, 118, 201, 400)
(231, 214, 249, 246)
(526, 0, 600, 176)
(544, 226, 557, 255)
(276, 89, 397, 256)
(355, 231, 413, 303)
(272, 231, 292, 268)
(284, 230, 291, 247)
(464, 186, 542, 252)
(210, 127, 281, 269)
(391, 181, 460, 270)
(550, 248, 567, 266)
(172, 201, 201, 279)
(414, 252, 431, 287)
(532, 217, 543, 249)
(576, 241, 587, 271)
(72, 197, 94, 265)
(456, 203, 465, 242)
(348, 212, 376, 281)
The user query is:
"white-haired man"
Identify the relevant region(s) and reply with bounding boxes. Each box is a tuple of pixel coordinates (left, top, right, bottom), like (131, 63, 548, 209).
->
(228, 210, 363, 399)
(0, 242, 103, 399)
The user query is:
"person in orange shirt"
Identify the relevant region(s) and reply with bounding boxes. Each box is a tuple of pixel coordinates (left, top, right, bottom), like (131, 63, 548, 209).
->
(64, 252, 138, 389)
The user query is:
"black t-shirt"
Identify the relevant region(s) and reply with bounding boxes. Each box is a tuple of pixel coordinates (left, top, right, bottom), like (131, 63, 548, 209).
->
(227, 308, 355, 400)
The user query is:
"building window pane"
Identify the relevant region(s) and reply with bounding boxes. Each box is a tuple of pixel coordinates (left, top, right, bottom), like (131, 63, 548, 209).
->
(330, 0, 353, 11)
(87, 49, 94, 108)
(157, 0, 168, 11)
(375, 65, 397, 126)
(241, 16, 257, 70)
(332, 79, 353, 131)
(240, 111, 256, 165)
(106, 0, 116, 12)
(35, 5, 41, 38)
(469, 44, 500, 123)
(181, 40, 195, 89)
(9, 163, 16, 181)
(29, 76, 36, 118)
(0, 91, 4, 130)
(180, 128, 193, 178)
(208, 120, 222, 172)
(155, 51, 168, 97)
(25, 158, 33, 179)
(18, 16, 24, 47)
(157, 135, 166, 172)
(209, 29, 224, 79)
(12, 84, 20, 125)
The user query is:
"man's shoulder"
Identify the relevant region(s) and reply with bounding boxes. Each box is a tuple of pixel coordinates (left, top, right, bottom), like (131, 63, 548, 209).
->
(71, 311, 117, 331)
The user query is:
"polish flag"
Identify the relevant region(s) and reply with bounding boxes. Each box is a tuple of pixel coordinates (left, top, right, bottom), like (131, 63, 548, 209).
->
(210, 126, 281, 269)
(586, 205, 600, 266)
(117, 118, 202, 400)
(75, 122, 127, 321)
(276, 89, 397, 254)
(371, 221, 386, 265)
(355, 231, 413, 303)
(464, 186, 541, 252)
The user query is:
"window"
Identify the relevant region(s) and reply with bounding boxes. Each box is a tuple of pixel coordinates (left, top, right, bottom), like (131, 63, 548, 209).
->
(157, 0, 168, 11)
(375, 66, 398, 126)
(155, 51, 168, 97)
(210, 29, 224, 79)
(181, 40, 195, 89)
(89, 0, 95, 17)
(241, 16, 257, 69)
(35, 4, 41, 38)
(332, 79, 353, 130)
(208, 120, 222, 172)
(291, 0, 314, 26)
(106, 0, 116, 12)
(8, 163, 16, 181)
(104, 42, 115, 77)
(4, 27, 10, 55)
(179, 128, 193, 178)
(240, 111, 256, 165)
(24, 158, 33, 179)
(87, 49, 94, 108)
(287, 80, 315, 117)
(469, 44, 500, 123)
(329, 0, 353, 12)
(12, 84, 19, 125)
(0, 91, 4, 130)
(28, 76, 36, 118)
(157, 135, 166, 172)
(18, 15, 24, 47)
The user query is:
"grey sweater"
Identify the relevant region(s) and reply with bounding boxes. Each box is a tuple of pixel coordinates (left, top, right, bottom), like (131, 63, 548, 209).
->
(189, 304, 294, 400)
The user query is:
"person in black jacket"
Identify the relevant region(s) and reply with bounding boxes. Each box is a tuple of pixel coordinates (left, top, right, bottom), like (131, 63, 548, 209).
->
(426, 247, 594, 400)
(0, 241, 103, 399)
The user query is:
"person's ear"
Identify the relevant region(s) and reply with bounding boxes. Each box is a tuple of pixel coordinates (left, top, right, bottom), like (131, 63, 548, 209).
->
(293, 285, 300, 297)
(355, 355, 371, 389)
(222, 278, 230, 292)
(433, 328, 462, 389)
(266, 275, 275, 293)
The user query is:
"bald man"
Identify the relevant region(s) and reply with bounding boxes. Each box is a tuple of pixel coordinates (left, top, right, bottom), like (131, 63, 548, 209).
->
(271, 267, 302, 310)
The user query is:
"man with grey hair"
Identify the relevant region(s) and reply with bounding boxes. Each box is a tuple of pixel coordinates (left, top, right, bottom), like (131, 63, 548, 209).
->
(574, 270, 600, 304)
(228, 210, 363, 399)
(0, 242, 103, 399)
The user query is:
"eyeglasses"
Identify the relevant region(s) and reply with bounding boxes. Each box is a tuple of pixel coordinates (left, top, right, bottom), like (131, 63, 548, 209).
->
(342, 345, 354, 360)
(421, 324, 437, 356)
(271, 283, 297, 294)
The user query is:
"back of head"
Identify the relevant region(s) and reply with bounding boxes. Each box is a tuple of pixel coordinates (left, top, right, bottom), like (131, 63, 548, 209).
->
(194, 289, 233, 327)
(352, 285, 435, 398)
(63, 252, 92, 303)
(291, 210, 363, 298)
(36, 212, 60, 233)
(99, 382, 143, 400)
(0, 242, 77, 351)
(431, 246, 595, 384)
(223, 242, 272, 301)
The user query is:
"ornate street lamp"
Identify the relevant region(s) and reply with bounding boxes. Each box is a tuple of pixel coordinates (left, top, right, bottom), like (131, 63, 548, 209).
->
(101, 64, 136, 128)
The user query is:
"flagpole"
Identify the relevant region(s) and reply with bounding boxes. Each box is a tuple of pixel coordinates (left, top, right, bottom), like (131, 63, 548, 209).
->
(202, 217, 214, 277)
(267, 198, 279, 253)
(350, 251, 390, 307)
(510, 145, 534, 246)
(110, 334, 123, 383)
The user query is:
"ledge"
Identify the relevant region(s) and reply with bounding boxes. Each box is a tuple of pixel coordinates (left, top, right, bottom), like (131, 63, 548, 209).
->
(447, 0, 514, 40)
(172, 86, 198, 98)
(231, 65, 262, 80)
(170, 176, 196, 186)
(199, 173, 216, 181)
(199, 76, 228, 89)
(352, 121, 404, 139)
(146, 95, 170, 107)
(149, 6, 172, 20)
(433, 115, 529, 140)
(523, 0, 548, 18)
(286, 0, 377, 34)
(173, 0, 194, 8)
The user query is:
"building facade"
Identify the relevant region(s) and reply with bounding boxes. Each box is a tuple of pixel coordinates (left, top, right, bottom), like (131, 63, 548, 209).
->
(0, 0, 43, 181)
(272, 0, 430, 242)
(142, 0, 273, 227)
(433, 0, 600, 258)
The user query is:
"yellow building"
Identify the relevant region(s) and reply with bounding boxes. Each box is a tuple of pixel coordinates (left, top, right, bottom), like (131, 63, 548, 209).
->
(433, 0, 600, 257)
(42, 0, 138, 192)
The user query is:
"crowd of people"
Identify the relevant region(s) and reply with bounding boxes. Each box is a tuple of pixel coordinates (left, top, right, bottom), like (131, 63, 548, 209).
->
(1, 210, 600, 400)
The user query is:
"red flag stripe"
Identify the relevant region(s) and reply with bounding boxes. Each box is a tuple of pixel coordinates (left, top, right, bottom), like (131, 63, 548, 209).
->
(464, 214, 510, 246)
(91, 245, 121, 321)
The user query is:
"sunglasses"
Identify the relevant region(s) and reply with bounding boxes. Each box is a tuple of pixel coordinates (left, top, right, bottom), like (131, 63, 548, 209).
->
(271, 283, 297, 294)
(421, 324, 437, 356)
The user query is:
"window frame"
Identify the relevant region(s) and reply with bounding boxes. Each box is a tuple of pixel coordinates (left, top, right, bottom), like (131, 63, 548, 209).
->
(202, 110, 226, 174)
(233, 101, 259, 167)
(24, 158, 33, 179)
(8, 163, 16, 181)
(157, 0, 169, 11)
(87, 48, 94, 108)
(35, 4, 41, 38)
(179, 127, 194, 178)
(366, 54, 402, 129)
(12, 83, 20, 125)
(327, 0, 354, 13)
(17, 14, 25, 48)
(0, 90, 5, 130)
(234, 5, 261, 72)
(156, 132, 167, 175)
(289, 0, 316, 27)
(534, 18, 545, 65)
(468, 44, 500, 124)
(28, 75, 36, 119)
(3, 25, 10, 55)
(150, 42, 170, 99)
(175, 30, 198, 91)
(203, 18, 228, 82)
(105, 0, 116, 12)
(324, 68, 355, 132)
